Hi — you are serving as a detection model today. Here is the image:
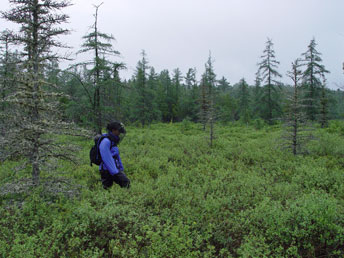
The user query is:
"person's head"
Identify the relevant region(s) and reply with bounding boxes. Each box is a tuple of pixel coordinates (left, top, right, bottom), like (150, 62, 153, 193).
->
(106, 121, 126, 136)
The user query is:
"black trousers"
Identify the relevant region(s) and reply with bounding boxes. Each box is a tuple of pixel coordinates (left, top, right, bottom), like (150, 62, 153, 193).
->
(100, 170, 130, 189)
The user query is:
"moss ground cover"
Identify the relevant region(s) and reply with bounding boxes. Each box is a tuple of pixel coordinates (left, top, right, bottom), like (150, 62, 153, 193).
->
(1, 122, 344, 257)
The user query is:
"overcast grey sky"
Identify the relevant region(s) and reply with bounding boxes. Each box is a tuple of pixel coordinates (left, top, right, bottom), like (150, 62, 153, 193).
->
(1, 0, 344, 89)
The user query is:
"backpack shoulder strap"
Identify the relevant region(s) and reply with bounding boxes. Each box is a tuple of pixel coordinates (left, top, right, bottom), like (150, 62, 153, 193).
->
(97, 134, 112, 150)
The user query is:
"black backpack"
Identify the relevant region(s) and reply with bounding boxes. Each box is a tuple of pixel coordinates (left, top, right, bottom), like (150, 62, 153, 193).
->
(89, 134, 110, 166)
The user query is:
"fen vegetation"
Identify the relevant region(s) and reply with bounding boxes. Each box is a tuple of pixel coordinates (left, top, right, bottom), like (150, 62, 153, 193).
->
(1, 1, 344, 257)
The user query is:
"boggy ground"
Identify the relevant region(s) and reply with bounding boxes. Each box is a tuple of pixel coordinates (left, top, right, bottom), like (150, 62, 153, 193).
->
(1, 121, 344, 257)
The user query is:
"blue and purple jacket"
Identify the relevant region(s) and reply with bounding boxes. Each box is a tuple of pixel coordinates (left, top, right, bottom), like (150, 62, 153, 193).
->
(99, 133, 124, 175)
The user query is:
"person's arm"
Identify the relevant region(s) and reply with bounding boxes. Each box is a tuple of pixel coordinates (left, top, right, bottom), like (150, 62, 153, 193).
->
(99, 138, 119, 175)
(116, 148, 124, 171)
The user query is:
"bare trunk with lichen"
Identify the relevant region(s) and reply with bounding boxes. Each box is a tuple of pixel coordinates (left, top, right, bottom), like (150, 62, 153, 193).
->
(1, 0, 83, 184)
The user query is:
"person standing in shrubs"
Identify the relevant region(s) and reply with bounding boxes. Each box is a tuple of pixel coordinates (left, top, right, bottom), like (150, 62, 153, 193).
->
(99, 122, 130, 189)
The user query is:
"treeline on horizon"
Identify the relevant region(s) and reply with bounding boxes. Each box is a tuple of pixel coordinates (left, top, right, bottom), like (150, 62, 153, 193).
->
(1, 2, 343, 135)
(62, 42, 343, 128)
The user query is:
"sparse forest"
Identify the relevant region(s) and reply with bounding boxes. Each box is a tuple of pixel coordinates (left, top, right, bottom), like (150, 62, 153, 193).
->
(1, 0, 344, 257)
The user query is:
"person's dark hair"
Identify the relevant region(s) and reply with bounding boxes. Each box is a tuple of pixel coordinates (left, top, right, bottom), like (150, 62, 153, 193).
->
(106, 121, 126, 134)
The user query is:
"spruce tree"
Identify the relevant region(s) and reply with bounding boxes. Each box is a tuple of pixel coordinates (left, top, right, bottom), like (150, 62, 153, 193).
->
(76, 3, 121, 133)
(185, 68, 197, 91)
(183, 68, 199, 121)
(133, 50, 150, 126)
(216, 76, 236, 122)
(157, 69, 172, 122)
(237, 78, 251, 124)
(0, 30, 17, 135)
(1, 0, 77, 183)
(0, 30, 11, 112)
(257, 38, 282, 124)
(283, 59, 311, 155)
(319, 77, 328, 128)
(301, 38, 329, 122)
(172, 68, 182, 121)
(200, 53, 217, 146)
(217, 76, 230, 93)
(146, 67, 161, 122)
(102, 62, 126, 123)
(199, 75, 209, 130)
(252, 73, 262, 119)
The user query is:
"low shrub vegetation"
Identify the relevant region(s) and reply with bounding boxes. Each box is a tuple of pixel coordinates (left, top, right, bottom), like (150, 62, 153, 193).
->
(1, 122, 344, 257)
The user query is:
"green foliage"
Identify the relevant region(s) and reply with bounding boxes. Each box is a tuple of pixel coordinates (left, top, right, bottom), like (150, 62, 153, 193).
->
(237, 78, 251, 122)
(251, 118, 266, 130)
(1, 123, 344, 257)
(180, 118, 193, 134)
(301, 38, 330, 122)
(308, 129, 344, 157)
(238, 192, 344, 257)
(327, 120, 344, 135)
(257, 38, 282, 124)
(0, 0, 75, 183)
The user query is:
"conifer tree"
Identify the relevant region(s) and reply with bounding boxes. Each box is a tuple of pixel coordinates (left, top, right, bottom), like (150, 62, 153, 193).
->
(0, 29, 17, 136)
(146, 67, 161, 122)
(1, 0, 77, 183)
(319, 77, 328, 128)
(185, 68, 197, 91)
(102, 62, 126, 122)
(148, 67, 158, 92)
(183, 68, 199, 121)
(257, 38, 282, 124)
(172, 68, 182, 121)
(216, 76, 236, 122)
(0, 30, 11, 112)
(283, 59, 310, 155)
(157, 69, 172, 122)
(252, 73, 262, 119)
(200, 53, 217, 146)
(217, 76, 231, 94)
(133, 50, 150, 126)
(237, 78, 250, 123)
(76, 3, 121, 133)
(199, 76, 209, 130)
(301, 38, 329, 122)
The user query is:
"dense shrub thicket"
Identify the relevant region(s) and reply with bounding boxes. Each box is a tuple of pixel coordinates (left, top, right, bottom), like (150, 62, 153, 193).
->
(1, 122, 344, 257)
